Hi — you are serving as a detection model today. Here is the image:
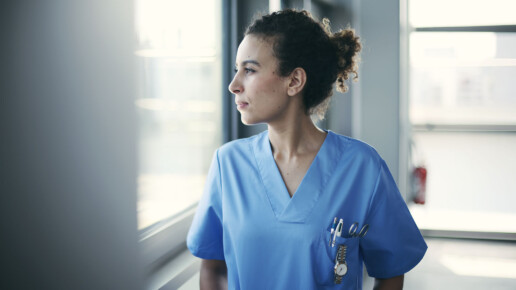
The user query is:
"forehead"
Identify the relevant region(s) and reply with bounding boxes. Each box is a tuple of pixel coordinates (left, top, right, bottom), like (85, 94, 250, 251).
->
(235, 35, 277, 66)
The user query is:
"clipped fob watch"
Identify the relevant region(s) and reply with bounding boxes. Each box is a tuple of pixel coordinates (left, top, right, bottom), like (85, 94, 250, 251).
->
(334, 244, 348, 284)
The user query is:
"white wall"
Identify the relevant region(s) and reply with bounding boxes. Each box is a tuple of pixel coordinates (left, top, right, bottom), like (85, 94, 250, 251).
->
(1, 1, 142, 289)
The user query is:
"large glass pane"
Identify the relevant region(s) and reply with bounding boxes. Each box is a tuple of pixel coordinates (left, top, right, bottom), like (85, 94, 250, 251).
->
(410, 0, 516, 27)
(135, 0, 222, 229)
(408, 1, 516, 236)
(410, 32, 516, 125)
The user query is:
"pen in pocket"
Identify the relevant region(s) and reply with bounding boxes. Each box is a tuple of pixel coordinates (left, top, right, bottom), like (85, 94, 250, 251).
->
(332, 219, 344, 247)
(328, 217, 337, 246)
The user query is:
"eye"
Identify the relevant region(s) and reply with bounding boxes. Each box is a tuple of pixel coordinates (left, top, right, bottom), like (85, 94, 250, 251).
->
(233, 67, 256, 75)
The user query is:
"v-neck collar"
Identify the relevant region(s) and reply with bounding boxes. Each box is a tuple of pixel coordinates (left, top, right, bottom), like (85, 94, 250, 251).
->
(252, 130, 344, 223)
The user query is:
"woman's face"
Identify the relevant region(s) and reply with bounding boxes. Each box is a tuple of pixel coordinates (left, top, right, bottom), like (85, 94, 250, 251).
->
(228, 35, 293, 125)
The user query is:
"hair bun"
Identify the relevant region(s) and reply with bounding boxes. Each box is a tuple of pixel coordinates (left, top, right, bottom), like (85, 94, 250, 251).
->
(330, 28, 361, 93)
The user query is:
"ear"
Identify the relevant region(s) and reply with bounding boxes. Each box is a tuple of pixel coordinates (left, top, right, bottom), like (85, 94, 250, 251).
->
(287, 67, 306, 97)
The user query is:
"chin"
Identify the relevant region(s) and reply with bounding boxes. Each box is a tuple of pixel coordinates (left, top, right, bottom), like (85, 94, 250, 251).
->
(240, 115, 261, 126)
(240, 118, 255, 126)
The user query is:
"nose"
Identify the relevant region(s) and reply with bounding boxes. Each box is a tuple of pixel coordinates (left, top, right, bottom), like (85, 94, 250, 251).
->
(228, 73, 243, 95)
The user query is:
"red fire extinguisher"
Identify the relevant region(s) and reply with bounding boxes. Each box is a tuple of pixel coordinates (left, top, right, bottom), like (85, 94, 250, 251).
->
(412, 166, 427, 205)
(410, 139, 427, 205)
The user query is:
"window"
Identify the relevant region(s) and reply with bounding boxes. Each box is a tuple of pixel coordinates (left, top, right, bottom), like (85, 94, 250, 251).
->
(409, 0, 516, 126)
(410, 31, 516, 125)
(134, 0, 222, 233)
(408, 0, 516, 236)
(135, 0, 222, 231)
(409, 0, 515, 27)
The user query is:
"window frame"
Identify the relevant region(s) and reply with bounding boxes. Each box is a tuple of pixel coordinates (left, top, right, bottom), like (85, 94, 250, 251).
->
(140, 205, 197, 274)
(138, 0, 238, 276)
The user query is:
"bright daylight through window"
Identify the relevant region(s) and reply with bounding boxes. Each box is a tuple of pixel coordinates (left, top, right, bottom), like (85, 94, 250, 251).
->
(409, 0, 516, 125)
(134, 0, 222, 230)
(408, 0, 516, 235)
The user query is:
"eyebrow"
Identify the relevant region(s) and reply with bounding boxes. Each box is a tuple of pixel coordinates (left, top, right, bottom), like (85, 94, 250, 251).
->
(235, 60, 261, 68)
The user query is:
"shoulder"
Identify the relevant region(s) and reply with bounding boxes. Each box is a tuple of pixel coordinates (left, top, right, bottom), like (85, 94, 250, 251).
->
(216, 130, 267, 159)
(328, 131, 383, 168)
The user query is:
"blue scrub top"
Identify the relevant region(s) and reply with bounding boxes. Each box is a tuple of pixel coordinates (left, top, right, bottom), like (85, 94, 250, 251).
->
(187, 131, 427, 289)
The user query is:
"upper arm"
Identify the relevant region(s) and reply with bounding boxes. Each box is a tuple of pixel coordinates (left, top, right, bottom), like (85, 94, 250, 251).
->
(187, 151, 225, 260)
(360, 160, 427, 278)
(373, 274, 404, 290)
(200, 259, 227, 290)
(201, 259, 227, 275)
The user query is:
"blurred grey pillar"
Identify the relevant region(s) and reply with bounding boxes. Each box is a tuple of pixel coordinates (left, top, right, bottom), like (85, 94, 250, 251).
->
(0, 1, 142, 289)
(351, 0, 402, 185)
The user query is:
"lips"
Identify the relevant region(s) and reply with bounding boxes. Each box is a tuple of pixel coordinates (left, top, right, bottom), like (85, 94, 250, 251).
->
(236, 100, 249, 110)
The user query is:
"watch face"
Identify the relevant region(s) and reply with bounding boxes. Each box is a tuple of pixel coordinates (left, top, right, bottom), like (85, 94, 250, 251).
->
(336, 263, 348, 276)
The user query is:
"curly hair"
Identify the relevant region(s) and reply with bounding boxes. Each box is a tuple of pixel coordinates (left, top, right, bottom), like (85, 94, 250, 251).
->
(245, 9, 361, 119)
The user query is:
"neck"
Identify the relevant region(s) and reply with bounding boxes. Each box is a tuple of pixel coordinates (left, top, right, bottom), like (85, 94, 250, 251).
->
(267, 113, 326, 158)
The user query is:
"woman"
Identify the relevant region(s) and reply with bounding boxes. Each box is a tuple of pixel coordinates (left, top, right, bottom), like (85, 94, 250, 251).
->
(187, 9, 427, 290)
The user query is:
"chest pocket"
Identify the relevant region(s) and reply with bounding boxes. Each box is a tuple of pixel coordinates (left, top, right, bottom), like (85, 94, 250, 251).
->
(314, 229, 360, 288)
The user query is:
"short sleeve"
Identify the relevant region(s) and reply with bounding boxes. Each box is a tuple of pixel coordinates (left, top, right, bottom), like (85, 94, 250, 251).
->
(360, 159, 427, 278)
(186, 150, 225, 260)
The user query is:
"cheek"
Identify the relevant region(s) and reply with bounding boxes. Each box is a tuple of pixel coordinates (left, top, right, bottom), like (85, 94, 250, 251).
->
(248, 78, 279, 97)
(261, 77, 285, 95)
